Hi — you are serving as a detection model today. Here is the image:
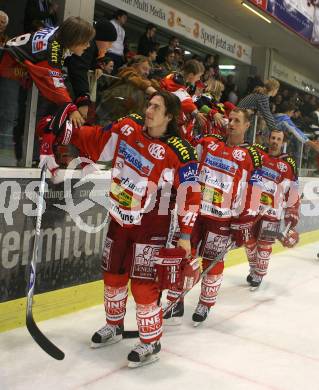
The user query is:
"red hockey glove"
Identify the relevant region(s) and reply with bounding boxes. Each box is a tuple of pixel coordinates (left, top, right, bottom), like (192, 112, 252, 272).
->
(278, 228, 299, 248)
(230, 220, 255, 247)
(153, 247, 186, 291)
(180, 257, 200, 291)
(284, 208, 299, 228)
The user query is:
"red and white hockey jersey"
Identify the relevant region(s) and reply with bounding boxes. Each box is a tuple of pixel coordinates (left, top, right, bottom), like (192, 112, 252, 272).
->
(196, 134, 263, 222)
(68, 114, 201, 234)
(253, 144, 299, 221)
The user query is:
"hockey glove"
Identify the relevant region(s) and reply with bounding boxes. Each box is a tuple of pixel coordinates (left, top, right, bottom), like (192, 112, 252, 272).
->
(278, 228, 299, 248)
(284, 208, 299, 228)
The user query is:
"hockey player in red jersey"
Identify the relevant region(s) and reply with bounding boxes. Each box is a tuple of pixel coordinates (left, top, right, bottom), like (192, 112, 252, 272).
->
(245, 129, 300, 289)
(37, 91, 201, 367)
(164, 108, 263, 325)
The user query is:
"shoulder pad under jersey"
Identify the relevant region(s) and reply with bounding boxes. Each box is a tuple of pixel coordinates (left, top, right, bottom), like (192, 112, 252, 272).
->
(117, 113, 144, 126)
(166, 136, 198, 162)
(282, 154, 298, 176)
(245, 145, 263, 168)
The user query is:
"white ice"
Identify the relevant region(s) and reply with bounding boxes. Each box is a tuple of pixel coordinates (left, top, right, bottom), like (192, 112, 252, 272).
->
(1, 242, 319, 390)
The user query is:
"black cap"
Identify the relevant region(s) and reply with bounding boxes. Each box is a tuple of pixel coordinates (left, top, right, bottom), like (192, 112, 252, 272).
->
(94, 18, 117, 42)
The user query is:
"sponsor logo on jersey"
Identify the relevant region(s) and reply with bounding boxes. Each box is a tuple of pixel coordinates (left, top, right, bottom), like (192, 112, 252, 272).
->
(259, 166, 280, 182)
(201, 201, 232, 218)
(111, 182, 139, 208)
(32, 28, 56, 53)
(48, 70, 61, 77)
(277, 161, 288, 172)
(260, 192, 273, 206)
(199, 166, 233, 193)
(148, 143, 165, 160)
(232, 149, 246, 161)
(179, 162, 198, 183)
(118, 140, 154, 176)
(167, 137, 197, 162)
(202, 186, 224, 204)
(247, 145, 262, 168)
(113, 161, 148, 197)
(52, 77, 64, 88)
(205, 155, 238, 174)
(50, 40, 61, 65)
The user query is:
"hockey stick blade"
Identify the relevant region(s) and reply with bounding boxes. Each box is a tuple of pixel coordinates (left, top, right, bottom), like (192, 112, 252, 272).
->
(26, 314, 65, 360)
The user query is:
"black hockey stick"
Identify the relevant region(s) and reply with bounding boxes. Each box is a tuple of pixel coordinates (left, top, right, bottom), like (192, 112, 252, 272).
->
(122, 240, 235, 339)
(26, 165, 65, 360)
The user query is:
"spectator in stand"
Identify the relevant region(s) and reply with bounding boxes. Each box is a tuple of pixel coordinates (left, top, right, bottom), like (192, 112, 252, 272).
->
(245, 75, 263, 94)
(108, 10, 127, 74)
(173, 47, 184, 72)
(274, 101, 319, 166)
(160, 49, 176, 76)
(157, 36, 179, 64)
(24, 0, 58, 33)
(65, 17, 117, 123)
(204, 53, 220, 79)
(238, 78, 280, 133)
(221, 74, 239, 104)
(0, 10, 9, 47)
(137, 23, 157, 56)
(97, 55, 158, 123)
(100, 57, 114, 75)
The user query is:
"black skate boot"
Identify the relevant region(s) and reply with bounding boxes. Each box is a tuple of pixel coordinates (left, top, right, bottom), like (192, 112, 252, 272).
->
(91, 324, 124, 348)
(192, 303, 210, 327)
(163, 301, 184, 326)
(127, 341, 161, 368)
(250, 280, 261, 291)
(246, 274, 253, 285)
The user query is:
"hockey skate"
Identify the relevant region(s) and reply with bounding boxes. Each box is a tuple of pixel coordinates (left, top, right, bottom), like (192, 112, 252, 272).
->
(163, 301, 184, 326)
(127, 341, 161, 368)
(246, 274, 253, 285)
(192, 303, 210, 327)
(91, 324, 123, 348)
(249, 280, 261, 291)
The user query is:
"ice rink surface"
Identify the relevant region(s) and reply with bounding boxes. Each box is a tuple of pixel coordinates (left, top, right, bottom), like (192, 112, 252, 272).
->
(1, 242, 319, 390)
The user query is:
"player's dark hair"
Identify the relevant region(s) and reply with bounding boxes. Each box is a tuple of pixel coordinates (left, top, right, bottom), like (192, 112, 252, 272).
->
(150, 90, 181, 138)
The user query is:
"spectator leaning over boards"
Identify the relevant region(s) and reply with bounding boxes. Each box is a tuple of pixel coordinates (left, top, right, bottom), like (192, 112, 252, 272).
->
(160, 60, 216, 142)
(97, 55, 158, 123)
(36, 90, 201, 367)
(0, 10, 9, 47)
(238, 79, 280, 133)
(0, 16, 95, 128)
(108, 9, 127, 74)
(274, 101, 319, 165)
(65, 17, 117, 123)
(24, 0, 58, 33)
(137, 23, 157, 56)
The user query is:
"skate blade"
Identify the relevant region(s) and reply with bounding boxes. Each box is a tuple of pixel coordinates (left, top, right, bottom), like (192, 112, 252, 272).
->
(128, 354, 160, 368)
(193, 321, 203, 327)
(164, 316, 183, 326)
(90, 335, 122, 349)
(249, 286, 260, 292)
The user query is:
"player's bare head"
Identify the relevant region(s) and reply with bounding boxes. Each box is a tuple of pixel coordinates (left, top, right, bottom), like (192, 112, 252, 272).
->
(57, 17, 95, 51)
(145, 91, 181, 138)
(269, 129, 285, 154)
(227, 108, 251, 139)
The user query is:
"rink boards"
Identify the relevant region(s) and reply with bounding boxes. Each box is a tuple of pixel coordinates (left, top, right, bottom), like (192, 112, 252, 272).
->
(0, 169, 318, 332)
